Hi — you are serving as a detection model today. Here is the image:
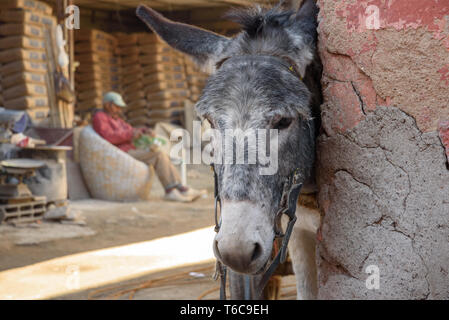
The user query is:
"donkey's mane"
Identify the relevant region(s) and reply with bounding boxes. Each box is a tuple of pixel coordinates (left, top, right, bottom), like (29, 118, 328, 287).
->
(225, 5, 295, 38)
(225, 2, 318, 52)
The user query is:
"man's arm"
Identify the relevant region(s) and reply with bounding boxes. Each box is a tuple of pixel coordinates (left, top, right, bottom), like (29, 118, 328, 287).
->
(92, 112, 134, 146)
(134, 126, 156, 138)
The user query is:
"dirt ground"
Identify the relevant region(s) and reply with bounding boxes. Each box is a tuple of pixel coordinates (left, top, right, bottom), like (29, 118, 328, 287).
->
(0, 164, 296, 300)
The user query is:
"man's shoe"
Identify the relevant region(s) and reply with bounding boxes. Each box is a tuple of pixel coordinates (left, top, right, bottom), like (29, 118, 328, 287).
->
(164, 189, 193, 203)
(180, 188, 207, 201)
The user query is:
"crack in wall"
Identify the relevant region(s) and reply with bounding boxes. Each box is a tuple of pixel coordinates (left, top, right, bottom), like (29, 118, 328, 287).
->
(350, 81, 367, 116)
(358, 249, 374, 272)
(331, 132, 413, 232)
(322, 49, 372, 78)
(365, 217, 431, 299)
(317, 107, 447, 298)
(382, 150, 412, 226)
(411, 240, 431, 299)
(318, 241, 360, 281)
(335, 168, 376, 197)
(334, 123, 420, 241)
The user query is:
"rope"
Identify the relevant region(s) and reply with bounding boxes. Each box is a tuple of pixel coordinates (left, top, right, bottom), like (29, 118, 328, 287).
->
(88, 265, 214, 300)
(195, 277, 298, 300)
(87, 264, 297, 300)
(196, 285, 221, 300)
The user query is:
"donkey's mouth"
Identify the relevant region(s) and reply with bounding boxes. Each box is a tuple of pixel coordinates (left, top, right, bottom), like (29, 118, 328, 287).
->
(213, 201, 276, 275)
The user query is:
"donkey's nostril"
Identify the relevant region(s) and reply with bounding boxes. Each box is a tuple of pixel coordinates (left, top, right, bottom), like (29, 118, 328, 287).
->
(251, 242, 263, 262)
(214, 237, 265, 273)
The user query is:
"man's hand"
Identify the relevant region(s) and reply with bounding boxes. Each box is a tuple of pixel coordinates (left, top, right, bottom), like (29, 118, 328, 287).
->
(141, 127, 156, 137)
(133, 127, 156, 139)
(133, 128, 143, 139)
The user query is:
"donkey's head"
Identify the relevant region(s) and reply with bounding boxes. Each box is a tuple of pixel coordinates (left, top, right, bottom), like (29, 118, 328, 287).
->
(137, 0, 321, 275)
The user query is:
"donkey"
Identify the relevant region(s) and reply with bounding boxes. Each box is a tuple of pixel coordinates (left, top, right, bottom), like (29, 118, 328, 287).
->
(137, 0, 322, 300)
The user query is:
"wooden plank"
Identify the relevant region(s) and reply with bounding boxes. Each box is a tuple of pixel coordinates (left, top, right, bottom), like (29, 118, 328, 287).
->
(67, 0, 231, 10)
(62, 0, 75, 128)
(49, 0, 275, 11)
(44, 26, 59, 127)
(70, 0, 204, 10)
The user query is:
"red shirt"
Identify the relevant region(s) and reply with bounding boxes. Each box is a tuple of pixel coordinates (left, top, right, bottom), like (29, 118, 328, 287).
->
(92, 111, 135, 152)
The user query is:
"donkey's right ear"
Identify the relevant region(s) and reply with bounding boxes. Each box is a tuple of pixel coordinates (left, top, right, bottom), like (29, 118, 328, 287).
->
(136, 5, 230, 72)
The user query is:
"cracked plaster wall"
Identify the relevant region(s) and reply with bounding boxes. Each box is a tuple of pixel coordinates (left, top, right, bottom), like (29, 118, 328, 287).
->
(316, 0, 449, 299)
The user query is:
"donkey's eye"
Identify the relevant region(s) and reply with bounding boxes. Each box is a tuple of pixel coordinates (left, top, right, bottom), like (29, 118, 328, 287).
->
(272, 117, 293, 130)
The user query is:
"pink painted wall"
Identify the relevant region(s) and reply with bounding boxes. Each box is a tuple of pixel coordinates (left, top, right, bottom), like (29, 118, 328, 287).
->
(319, 0, 448, 145)
(316, 0, 449, 299)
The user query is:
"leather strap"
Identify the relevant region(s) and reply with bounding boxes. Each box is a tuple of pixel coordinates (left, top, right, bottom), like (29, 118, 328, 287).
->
(254, 170, 302, 299)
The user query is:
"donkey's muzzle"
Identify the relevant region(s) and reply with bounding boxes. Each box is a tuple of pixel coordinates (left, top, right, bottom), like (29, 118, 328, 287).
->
(212, 201, 274, 274)
(214, 238, 263, 274)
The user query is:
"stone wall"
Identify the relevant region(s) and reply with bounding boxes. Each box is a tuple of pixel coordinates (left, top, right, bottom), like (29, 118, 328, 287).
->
(316, 0, 449, 299)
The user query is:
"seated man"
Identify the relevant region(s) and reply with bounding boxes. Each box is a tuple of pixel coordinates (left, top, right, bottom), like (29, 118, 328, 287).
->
(92, 91, 204, 202)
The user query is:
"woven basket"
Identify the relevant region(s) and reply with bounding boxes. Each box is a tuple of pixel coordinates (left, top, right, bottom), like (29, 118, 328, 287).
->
(79, 126, 154, 201)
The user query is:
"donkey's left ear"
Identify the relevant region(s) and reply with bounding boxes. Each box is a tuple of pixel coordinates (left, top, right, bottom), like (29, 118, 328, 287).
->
(137, 5, 230, 72)
(285, 0, 319, 78)
(294, 0, 319, 39)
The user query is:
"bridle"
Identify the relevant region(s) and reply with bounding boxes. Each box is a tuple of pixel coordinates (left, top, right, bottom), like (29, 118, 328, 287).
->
(210, 54, 305, 300)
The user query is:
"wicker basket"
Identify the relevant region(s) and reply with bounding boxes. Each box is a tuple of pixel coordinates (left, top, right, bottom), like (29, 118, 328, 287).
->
(79, 126, 154, 202)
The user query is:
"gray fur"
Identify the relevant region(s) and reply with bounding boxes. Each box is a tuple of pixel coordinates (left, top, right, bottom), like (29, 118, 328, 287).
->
(137, 0, 322, 288)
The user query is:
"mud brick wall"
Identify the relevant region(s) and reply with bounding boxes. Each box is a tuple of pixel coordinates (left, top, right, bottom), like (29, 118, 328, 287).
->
(316, 0, 449, 299)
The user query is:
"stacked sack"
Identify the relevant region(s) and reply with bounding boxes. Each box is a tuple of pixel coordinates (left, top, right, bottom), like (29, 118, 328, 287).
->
(125, 33, 188, 128)
(75, 29, 120, 114)
(183, 56, 209, 103)
(115, 32, 145, 115)
(0, 0, 56, 126)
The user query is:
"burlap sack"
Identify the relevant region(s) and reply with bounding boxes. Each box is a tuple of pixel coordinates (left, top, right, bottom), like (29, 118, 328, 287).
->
(0, 0, 53, 15)
(0, 48, 46, 64)
(1, 72, 46, 88)
(4, 96, 48, 109)
(3, 82, 47, 100)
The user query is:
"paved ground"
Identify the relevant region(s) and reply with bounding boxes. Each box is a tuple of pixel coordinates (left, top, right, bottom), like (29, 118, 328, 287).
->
(0, 164, 296, 300)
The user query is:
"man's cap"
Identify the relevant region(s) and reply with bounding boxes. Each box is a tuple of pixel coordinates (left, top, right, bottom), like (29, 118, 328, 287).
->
(103, 91, 127, 108)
